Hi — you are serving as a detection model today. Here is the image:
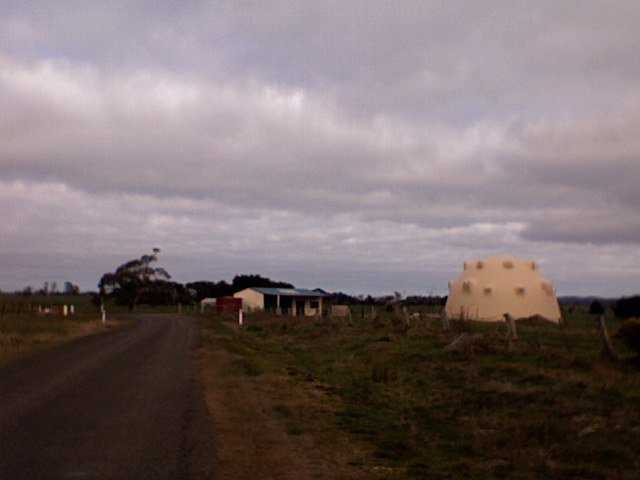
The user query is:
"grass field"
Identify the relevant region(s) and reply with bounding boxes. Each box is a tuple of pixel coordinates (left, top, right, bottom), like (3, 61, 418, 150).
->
(200, 306, 640, 479)
(0, 294, 112, 366)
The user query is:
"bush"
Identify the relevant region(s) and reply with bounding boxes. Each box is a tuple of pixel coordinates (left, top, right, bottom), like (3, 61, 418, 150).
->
(232, 357, 263, 376)
(589, 300, 605, 315)
(613, 296, 640, 319)
(371, 363, 397, 384)
(616, 319, 640, 355)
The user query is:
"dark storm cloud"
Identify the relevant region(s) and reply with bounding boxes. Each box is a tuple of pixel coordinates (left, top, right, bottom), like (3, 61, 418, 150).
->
(2, 1, 640, 294)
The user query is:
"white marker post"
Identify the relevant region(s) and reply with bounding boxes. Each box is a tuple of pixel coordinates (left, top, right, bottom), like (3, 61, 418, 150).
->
(101, 304, 106, 325)
(238, 309, 244, 327)
(63, 305, 68, 317)
(70, 305, 75, 315)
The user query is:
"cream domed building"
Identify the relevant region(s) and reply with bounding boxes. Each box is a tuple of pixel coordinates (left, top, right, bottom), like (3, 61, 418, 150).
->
(445, 255, 561, 323)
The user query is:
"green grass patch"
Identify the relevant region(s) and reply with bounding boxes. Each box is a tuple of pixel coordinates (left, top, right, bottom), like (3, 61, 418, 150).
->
(200, 308, 640, 479)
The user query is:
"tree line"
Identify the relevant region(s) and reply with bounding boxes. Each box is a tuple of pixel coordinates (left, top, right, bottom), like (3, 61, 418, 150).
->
(94, 249, 453, 311)
(11, 249, 640, 318)
(97, 249, 295, 310)
(186, 275, 294, 302)
(12, 281, 81, 296)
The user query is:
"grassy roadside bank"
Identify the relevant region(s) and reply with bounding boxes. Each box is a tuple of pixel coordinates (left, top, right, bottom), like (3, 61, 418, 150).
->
(0, 295, 126, 367)
(199, 308, 640, 479)
(0, 315, 124, 367)
(198, 314, 371, 480)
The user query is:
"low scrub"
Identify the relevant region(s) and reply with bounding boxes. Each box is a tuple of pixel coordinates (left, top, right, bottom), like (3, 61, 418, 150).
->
(614, 295, 640, 319)
(617, 319, 640, 356)
(0, 296, 106, 366)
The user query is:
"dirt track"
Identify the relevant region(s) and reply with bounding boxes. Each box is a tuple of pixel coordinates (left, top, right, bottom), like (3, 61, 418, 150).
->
(0, 315, 214, 480)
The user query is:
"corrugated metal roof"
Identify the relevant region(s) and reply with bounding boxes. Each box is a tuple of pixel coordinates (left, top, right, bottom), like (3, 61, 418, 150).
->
(250, 287, 327, 297)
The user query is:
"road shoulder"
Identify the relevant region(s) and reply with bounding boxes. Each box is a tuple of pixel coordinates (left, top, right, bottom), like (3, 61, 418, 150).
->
(198, 317, 370, 480)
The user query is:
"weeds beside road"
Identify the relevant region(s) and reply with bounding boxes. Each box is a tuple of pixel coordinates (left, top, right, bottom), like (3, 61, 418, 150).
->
(199, 315, 369, 480)
(0, 295, 124, 366)
(199, 307, 640, 479)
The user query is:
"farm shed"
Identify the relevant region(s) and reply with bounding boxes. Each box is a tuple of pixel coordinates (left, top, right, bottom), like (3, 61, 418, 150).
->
(233, 287, 326, 317)
(445, 255, 561, 322)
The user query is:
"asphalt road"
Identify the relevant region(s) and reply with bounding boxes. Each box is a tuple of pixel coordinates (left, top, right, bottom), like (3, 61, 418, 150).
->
(0, 315, 215, 480)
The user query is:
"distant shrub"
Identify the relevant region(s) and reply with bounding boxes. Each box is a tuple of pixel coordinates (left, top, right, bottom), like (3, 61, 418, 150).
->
(616, 319, 640, 355)
(589, 300, 605, 315)
(371, 363, 397, 384)
(233, 357, 263, 376)
(613, 296, 640, 319)
(272, 404, 292, 418)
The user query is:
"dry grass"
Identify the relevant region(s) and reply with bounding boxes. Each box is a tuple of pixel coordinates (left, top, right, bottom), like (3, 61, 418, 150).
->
(0, 308, 122, 366)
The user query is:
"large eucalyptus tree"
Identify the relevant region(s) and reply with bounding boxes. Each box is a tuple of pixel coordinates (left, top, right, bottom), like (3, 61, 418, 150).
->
(98, 248, 171, 310)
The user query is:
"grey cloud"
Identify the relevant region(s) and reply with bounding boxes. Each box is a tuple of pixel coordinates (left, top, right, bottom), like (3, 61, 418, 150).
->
(4, 1, 640, 121)
(2, 2, 640, 294)
(0, 180, 525, 292)
(2, 53, 639, 245)
(523, 212, 640, 245)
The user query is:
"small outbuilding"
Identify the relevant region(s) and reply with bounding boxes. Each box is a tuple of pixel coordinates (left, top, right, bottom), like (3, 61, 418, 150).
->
(200, 297, 217, 313)
(233, 287, 326, 317)
(445, 255, 561, 322)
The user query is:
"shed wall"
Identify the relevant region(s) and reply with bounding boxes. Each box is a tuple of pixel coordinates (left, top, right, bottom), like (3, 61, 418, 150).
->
(233, 288, 265, 312)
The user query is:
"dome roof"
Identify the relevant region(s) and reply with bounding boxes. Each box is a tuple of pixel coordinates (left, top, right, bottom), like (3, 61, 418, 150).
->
(445, 255, 561, 322)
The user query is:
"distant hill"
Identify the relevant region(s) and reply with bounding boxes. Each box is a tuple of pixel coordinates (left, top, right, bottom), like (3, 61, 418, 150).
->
(558, 296, 619, 307)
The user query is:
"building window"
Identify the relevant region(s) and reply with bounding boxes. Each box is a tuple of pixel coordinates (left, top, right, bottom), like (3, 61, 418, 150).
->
(310, 300, 319, 309)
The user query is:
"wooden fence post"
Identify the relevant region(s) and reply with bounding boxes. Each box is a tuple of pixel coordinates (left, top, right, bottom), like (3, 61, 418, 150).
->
(441, 311, 450, 331)
(597, 315, 619, 362)
(503, 313, 518, 351)
(504, 314, 518, 340)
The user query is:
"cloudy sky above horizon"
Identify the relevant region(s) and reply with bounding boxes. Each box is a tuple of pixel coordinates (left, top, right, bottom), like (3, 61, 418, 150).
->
(2, 1, 640, 296)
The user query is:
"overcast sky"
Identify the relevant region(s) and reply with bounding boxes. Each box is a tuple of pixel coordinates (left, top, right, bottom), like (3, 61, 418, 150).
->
(2, 1, 640, 296)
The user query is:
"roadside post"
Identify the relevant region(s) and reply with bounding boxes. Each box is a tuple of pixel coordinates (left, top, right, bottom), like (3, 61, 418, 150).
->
(63, 305, 68, 317)
(238, 309, 244, 327)
(101, 304, 106, 325)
